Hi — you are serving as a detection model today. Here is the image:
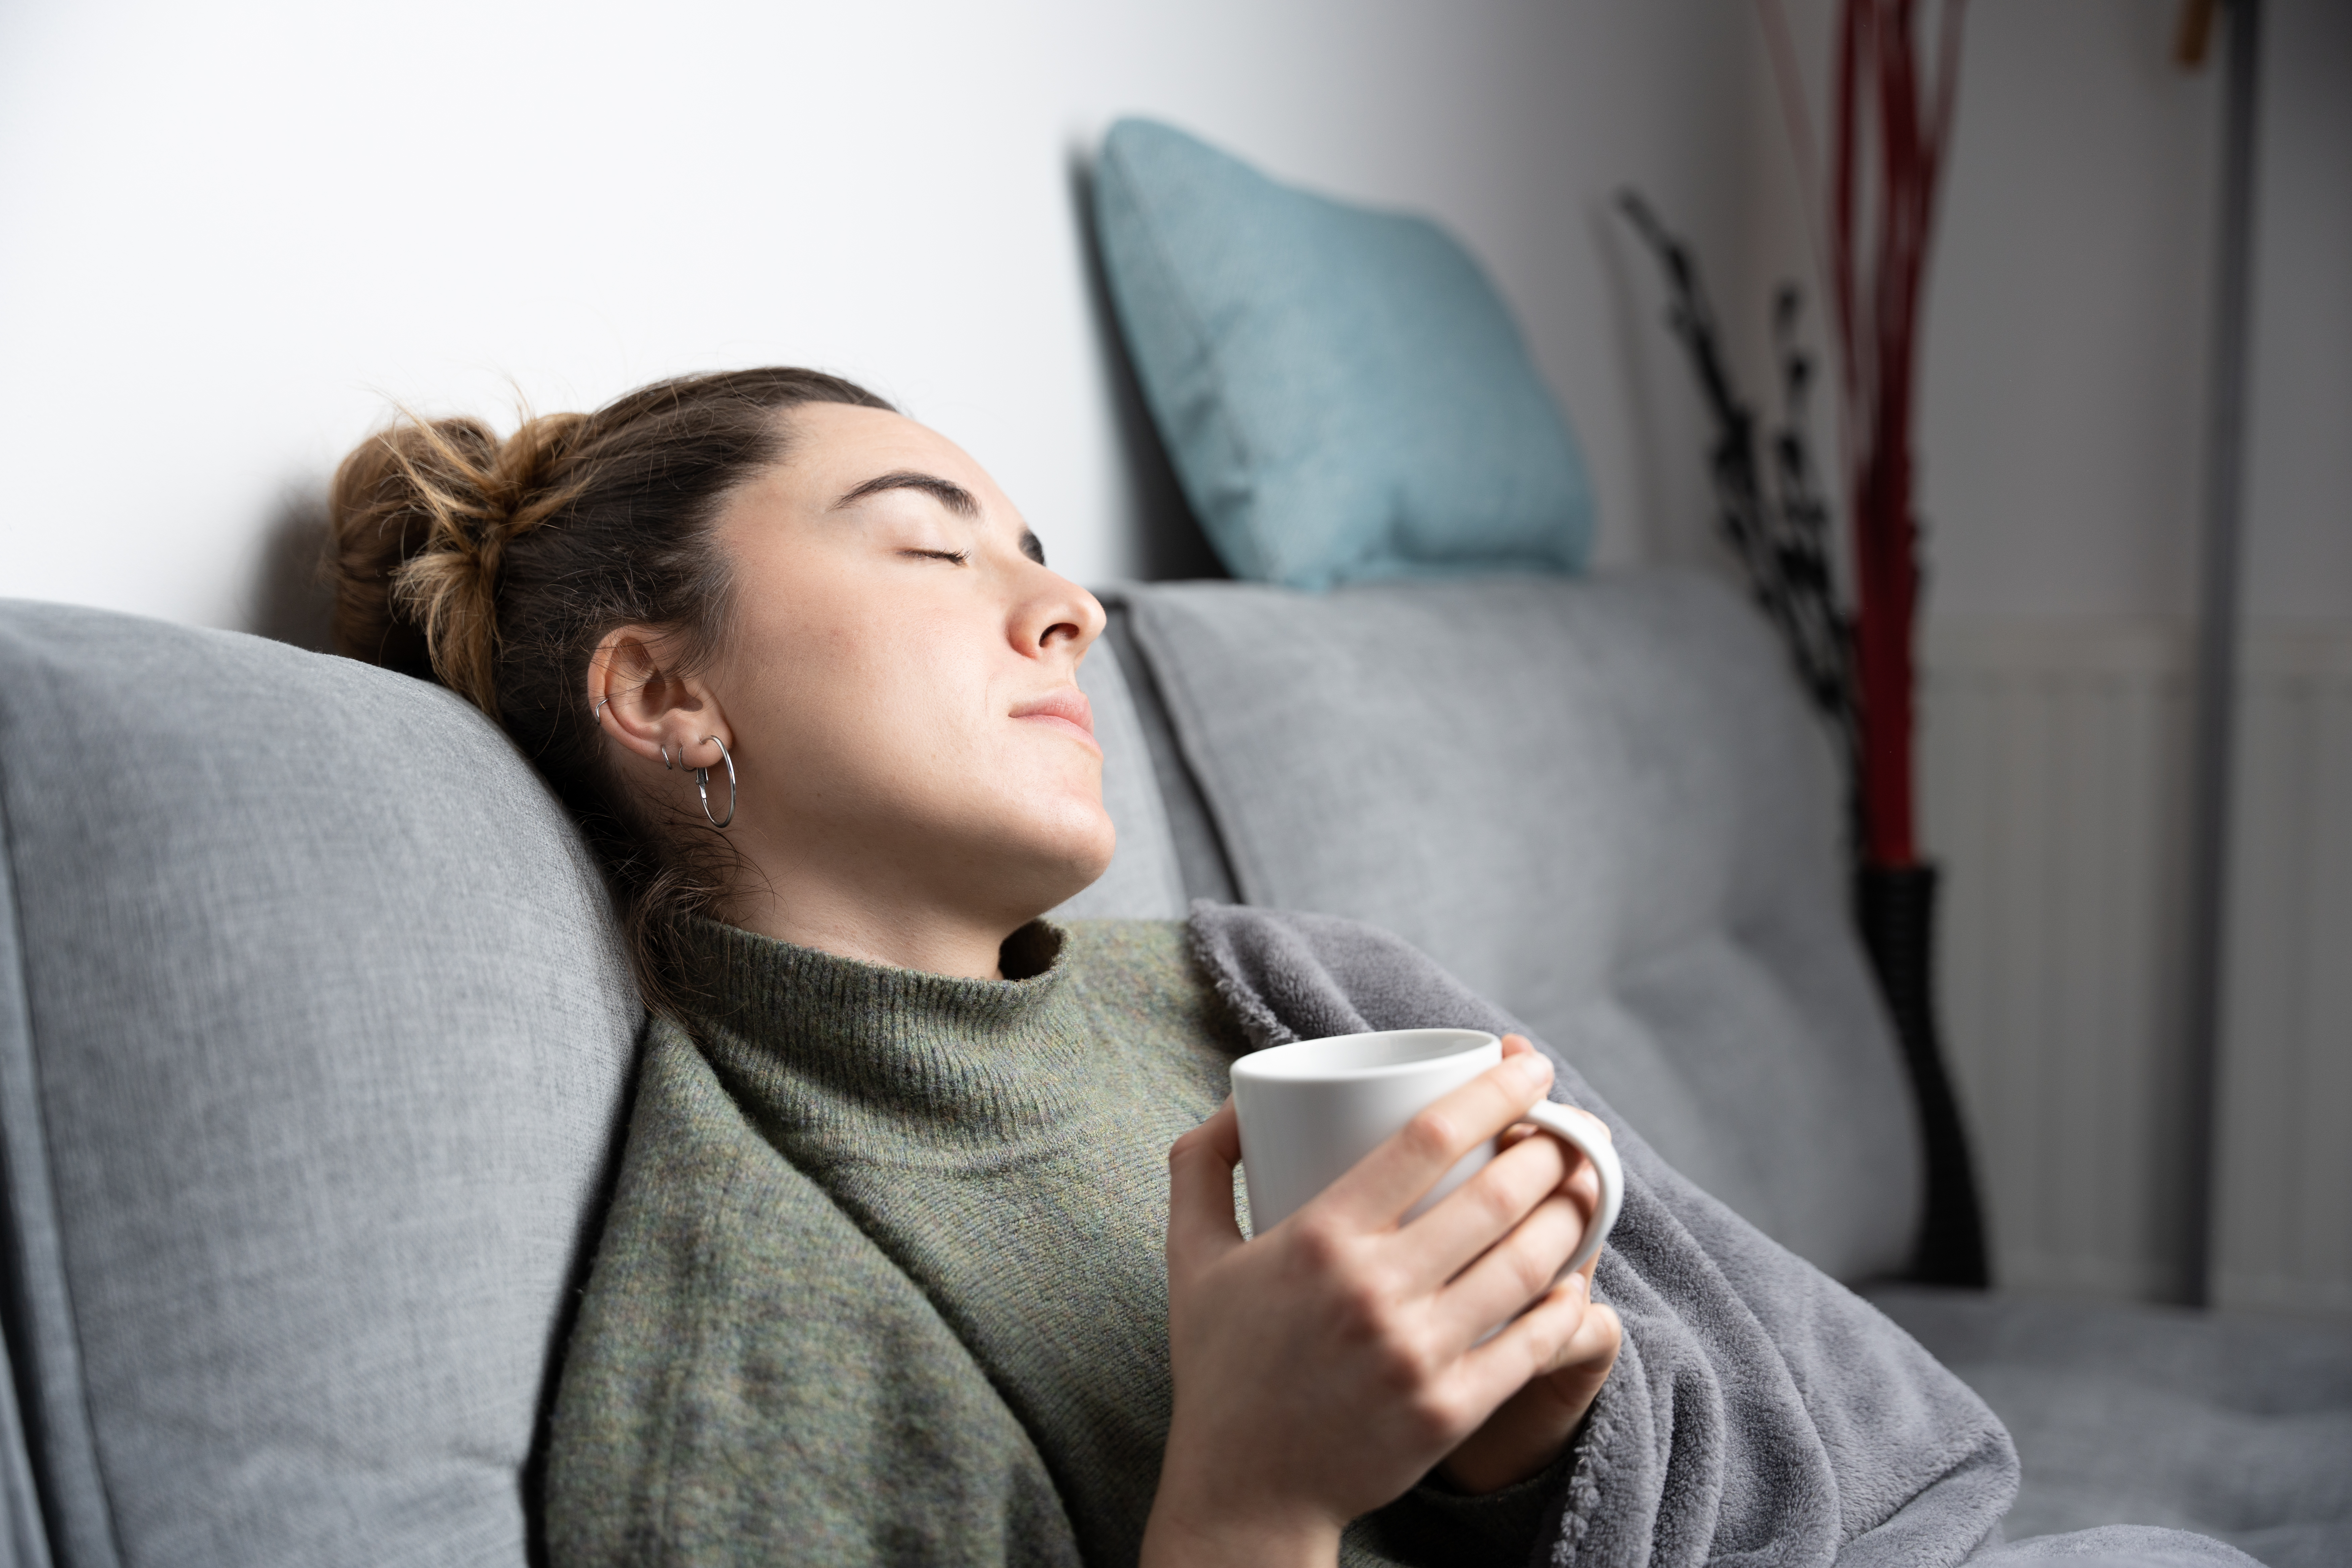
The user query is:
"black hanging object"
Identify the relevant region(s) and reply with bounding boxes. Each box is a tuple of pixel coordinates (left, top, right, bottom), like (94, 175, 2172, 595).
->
(1856, 863, 1990, 1287)
(1618, 191, 1991, 1288)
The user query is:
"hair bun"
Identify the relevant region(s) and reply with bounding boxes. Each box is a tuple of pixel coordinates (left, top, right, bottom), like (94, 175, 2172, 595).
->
(328, 410, 588, 714)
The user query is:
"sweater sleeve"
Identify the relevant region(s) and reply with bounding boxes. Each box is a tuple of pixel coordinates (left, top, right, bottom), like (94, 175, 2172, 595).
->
(547, 1028, 1084, 1568)
(1343, 1450, 1582, 1567)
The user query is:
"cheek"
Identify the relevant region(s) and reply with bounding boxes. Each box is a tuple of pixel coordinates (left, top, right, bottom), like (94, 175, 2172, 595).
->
(728, 596, 997, 803)
(714, 564, 1106, 863)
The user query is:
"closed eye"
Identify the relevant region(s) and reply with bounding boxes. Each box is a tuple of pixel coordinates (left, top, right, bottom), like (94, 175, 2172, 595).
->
(901, 548, 970, 565)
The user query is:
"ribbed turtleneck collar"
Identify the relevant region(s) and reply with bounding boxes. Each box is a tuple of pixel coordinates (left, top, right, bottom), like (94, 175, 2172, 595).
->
(684, 917, 1087, 1140)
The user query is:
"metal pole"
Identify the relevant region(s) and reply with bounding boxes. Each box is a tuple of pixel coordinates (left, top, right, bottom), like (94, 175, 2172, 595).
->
(2180, 0, 2263, 1310)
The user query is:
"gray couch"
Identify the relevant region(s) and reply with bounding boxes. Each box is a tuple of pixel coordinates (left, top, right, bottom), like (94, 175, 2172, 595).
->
(0, 575, 2343, 1568)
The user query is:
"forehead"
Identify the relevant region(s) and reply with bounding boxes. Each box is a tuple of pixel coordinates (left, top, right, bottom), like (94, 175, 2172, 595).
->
(775, 403, 995, 498)
(715, 402, 1028, 555)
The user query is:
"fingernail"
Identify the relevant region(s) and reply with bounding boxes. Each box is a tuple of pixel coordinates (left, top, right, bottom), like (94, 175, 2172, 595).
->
(1515, 1053, 1553, 1087)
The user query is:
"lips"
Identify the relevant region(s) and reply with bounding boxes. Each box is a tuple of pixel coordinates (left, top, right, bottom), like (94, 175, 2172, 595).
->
(1011, 687, 1100, 752)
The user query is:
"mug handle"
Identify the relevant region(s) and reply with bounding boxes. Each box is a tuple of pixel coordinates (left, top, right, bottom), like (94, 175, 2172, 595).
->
(1518, 1102, 1625, 1282)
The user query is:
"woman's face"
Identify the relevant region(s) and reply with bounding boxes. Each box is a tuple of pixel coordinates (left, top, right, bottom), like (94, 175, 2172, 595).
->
(694, 403, 1114, 943)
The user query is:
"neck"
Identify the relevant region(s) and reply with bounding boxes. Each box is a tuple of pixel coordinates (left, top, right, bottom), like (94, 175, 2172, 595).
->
(721, 850, 1038, 981)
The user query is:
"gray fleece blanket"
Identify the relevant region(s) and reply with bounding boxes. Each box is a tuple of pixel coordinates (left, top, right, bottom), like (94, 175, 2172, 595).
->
(1188, 903, 2261, 1568)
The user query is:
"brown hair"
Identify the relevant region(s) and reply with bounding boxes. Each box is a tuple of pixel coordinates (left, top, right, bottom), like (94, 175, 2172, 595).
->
(328, 367, 893, 1018)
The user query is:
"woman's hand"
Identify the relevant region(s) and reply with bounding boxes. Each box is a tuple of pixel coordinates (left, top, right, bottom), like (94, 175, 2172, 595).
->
(1439, 1041, 1621, 1495)
(1139, 1038, 1620, 1568)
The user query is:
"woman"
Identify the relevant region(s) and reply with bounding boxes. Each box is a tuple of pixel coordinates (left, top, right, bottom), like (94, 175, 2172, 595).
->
(332, 369, 2243, 1568)
(332, 368, 1620, 1568)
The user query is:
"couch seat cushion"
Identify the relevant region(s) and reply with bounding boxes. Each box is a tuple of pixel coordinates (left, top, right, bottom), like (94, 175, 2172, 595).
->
(1870, 1285, 2352, 1568)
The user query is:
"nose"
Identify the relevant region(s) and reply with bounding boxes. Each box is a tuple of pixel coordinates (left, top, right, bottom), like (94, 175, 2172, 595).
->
(1013, 565, 1107, 665)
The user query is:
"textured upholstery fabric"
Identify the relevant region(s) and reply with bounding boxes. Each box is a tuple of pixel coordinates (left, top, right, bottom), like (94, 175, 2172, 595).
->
(1870, 1286, 2352, 1568)
(1101, 604, 1237, 905)
(1091, 119, 1594, 591)
(0, 845, 62, 1568)
(1048, 632, 1185, 921)
(1120, 571, 1922, 1282)
(0, 602, 640, 1568)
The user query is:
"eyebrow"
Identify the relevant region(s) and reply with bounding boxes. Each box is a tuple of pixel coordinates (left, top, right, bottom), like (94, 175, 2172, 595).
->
(831, 469, 979, 518)
(830, 467, 1048, 565)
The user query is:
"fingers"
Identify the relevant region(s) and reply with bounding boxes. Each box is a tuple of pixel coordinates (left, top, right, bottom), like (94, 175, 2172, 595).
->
(1166, 1099, 1244, 1278)
(1394, 1097, 1604, 1297)
(1539, 1297, 1621, 1382)
(1434, 1293, 1622, 1495)
(1449, 1274, 1615, 1421)
(1504, 1109, 1605, 1226)
(1431, 1188, 1590, 1345)
(1410, 1101, 1613, 1348)
(1314, 1050, 1554, 1230)
(1398, 1122, 1574, 1288)
(1558, 1133, 1603, 1227)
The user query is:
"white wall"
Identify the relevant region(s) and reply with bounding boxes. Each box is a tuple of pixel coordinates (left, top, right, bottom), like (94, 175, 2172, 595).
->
(1918, 0, 2350, 628)
(0, 0, 1757, 633)
(1720, 0, 2349, 631)
(1884, 1, 2348, 1314)
(1921, 1, 2219, 621)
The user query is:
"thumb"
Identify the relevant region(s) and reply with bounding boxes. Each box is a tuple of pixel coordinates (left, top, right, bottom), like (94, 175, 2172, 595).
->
(1167, 1098, 1245, 1278)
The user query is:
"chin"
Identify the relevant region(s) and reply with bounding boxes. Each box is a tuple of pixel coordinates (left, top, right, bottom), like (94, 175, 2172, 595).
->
(997, 800, 1117, 920)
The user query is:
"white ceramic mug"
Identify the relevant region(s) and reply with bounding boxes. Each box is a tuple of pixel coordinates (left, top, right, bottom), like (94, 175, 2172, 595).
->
(1230, 1029, 1625, 1281)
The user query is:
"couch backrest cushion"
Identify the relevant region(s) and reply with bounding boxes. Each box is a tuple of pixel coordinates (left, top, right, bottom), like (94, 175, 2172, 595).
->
(0, 603, 640, 1568)
(1119, 573, 1923, 1281)
(1092, 118, 1594, 591)
(1048, 631, 1187, 921)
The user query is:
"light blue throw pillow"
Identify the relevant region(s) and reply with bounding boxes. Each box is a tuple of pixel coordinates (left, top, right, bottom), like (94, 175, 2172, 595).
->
(1093, 118, 1594, 590)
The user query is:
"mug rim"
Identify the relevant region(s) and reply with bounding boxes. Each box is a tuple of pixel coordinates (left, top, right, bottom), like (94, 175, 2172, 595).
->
(1229, 1027, 1499, 1085)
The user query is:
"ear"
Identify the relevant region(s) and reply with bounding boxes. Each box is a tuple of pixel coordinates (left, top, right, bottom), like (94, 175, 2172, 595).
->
(588, 627, 733, 771)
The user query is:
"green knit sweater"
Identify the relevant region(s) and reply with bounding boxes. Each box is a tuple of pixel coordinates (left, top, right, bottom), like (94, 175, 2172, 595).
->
(547, 918, 1560, 1567)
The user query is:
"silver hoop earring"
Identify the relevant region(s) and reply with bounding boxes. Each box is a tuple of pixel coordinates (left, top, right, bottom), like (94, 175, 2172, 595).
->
(659, 743, 676, 771)
(695, 736, 736, 830)
(592, 695, 613, 728)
